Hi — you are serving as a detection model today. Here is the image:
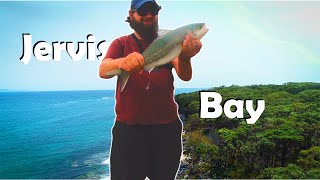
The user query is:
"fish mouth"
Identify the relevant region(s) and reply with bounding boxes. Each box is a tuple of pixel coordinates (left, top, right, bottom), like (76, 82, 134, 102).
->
(195, 23, 209, 40)
(203, 23, 209, 34)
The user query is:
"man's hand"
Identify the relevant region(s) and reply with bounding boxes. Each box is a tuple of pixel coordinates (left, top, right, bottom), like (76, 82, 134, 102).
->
(180, 33, 202, 60)
(119, 52, 144, 72)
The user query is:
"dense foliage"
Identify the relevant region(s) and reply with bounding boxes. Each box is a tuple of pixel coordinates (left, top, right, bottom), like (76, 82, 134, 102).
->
(176, 82, 320, 179)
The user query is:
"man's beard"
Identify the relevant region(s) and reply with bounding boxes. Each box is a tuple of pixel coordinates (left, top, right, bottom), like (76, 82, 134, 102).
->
(129, 17, 159, 42)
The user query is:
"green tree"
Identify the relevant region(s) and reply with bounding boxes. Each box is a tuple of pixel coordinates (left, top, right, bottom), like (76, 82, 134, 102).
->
(297, 146, 320, 170)
(257, 164, 306, 179)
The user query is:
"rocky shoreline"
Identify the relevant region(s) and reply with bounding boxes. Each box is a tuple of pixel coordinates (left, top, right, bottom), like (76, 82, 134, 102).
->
(177, 113, 190, 179)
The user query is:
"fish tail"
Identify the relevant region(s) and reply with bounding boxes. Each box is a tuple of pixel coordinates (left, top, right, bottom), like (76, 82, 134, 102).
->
(106, 68, 123, 76)
(119, 71, 130, 92)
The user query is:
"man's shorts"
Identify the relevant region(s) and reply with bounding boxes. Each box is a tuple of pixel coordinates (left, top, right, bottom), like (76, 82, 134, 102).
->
(110, 118, 183, 180)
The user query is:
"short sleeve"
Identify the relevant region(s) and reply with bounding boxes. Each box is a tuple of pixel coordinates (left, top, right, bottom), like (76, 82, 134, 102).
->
(104, 38, 124, 60)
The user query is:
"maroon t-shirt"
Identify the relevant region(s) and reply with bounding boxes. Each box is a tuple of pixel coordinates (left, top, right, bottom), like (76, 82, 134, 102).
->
(105, 34, 178, 125)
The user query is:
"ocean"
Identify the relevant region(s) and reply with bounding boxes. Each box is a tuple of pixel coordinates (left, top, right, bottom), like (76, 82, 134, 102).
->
(0, 88, 201, 179)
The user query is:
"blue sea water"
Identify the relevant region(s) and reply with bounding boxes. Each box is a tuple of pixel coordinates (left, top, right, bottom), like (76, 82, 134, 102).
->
(0, 88, 201, 179)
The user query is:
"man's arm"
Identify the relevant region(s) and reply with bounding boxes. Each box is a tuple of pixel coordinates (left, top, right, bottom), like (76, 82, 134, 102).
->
(99, 58, 123, 79)
(171, 55, 192, 81)
(171, 33, 202, 81)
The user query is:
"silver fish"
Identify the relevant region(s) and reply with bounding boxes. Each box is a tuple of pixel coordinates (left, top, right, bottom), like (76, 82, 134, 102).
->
(107, 23, 209, 91)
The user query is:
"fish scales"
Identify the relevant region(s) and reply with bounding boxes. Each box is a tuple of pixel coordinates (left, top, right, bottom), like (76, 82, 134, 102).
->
(143, 41, 178, 65)
(143, 30, 183, 65)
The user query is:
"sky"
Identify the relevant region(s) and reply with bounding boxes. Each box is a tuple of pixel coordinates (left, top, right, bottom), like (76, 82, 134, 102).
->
(0, 1, 319, 91)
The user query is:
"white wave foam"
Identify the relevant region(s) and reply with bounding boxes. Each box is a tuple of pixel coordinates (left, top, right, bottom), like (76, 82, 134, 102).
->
(82, 152, 110, 167)
(53, 100, 78, 106)
(101, 97, 111, 100)
(99, 175, 110, 180)
(101, 157, 110, 165)
(71, 161, 79, 167)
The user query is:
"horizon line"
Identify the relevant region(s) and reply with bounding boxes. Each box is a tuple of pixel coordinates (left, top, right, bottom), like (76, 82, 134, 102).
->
(0, 87, 207, 93)
(1, 81, 319, 92)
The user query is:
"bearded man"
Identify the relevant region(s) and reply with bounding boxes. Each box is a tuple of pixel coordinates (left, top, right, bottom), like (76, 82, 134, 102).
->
(99, 0, 203, 179)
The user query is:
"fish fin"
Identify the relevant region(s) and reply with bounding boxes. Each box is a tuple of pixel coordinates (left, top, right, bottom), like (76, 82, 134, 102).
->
(106, 68, 122, 76)
(118, 71, 130, 92)
(144, 66, 155, 73)
(158, 29, 171, 37)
